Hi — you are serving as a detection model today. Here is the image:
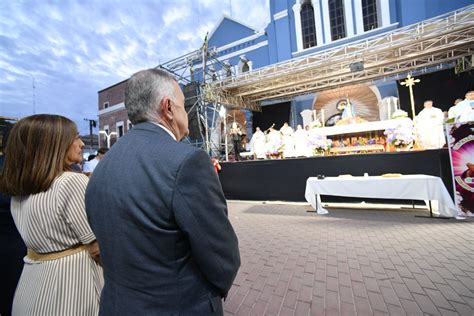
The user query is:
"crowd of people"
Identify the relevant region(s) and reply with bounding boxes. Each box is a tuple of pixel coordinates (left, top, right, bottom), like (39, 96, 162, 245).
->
(0, 68, 240, 315)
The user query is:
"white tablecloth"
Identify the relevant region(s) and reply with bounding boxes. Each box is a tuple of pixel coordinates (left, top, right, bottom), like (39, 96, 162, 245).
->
(305, 175, 457, 217)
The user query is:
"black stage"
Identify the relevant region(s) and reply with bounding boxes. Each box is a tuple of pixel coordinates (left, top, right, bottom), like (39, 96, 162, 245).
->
(218, 149, 454, 203)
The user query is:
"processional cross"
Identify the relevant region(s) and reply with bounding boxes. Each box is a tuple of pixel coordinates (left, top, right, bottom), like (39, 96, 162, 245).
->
(400, 74, 420, 121)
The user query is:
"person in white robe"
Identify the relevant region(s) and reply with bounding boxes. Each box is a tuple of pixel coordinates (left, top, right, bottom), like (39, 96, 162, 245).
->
(294, 125, 309, 157)
(415, 100, 446, 149)
(265, 126, 282, 156)
(448, 98, 463, 120)
(280, 122, 295, 158)
(250, 127, 267, 159)
(448, 91, 474, 122)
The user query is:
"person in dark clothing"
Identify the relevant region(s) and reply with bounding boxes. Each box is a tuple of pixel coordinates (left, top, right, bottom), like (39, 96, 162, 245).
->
(230, 122, 242, 161)
(0, 139, 26, 316)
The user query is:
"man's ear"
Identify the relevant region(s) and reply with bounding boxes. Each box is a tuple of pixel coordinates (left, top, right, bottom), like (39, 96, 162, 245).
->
(161, 97, 173, 120)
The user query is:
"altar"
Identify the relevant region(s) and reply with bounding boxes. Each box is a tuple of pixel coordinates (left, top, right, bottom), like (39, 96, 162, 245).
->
(313, 118, 414, 154)
(304, 175, 457, 217)
(312, 118, 412, 137)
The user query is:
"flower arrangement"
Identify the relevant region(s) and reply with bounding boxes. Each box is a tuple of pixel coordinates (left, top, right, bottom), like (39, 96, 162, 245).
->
(308, 132, 332, 155)
(384, 122, 414, 149)
(310, 120, 322, 129)
(266, 139, 284, 159)
(391, 109, 408, 120)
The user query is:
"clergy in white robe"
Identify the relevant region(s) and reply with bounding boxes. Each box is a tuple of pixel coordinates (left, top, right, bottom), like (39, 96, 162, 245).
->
(294, 125, 309, 157)
(280, 122, 295, 158)
(265, 127, 282, 155)
(448, 91, 474, 122)
(250, 127, 267, 159)
(415, 100, 446, 149)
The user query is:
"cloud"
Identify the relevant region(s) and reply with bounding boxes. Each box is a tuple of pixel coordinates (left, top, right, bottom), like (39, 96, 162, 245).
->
(0, 0, 270, 134)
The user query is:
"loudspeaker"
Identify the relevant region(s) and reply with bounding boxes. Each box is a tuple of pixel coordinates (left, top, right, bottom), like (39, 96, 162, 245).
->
(350, 61, 364, 72)
(184, 82, 203, 140)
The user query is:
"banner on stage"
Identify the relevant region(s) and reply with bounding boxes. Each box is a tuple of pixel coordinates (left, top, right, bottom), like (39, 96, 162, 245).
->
(446, 121, 474, 215)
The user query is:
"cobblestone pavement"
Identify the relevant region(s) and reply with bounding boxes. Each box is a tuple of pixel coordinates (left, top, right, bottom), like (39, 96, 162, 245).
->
(223, 202, 474, 316)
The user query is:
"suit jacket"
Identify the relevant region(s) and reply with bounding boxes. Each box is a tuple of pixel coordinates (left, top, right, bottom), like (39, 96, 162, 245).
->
(85, 122, 240, 315)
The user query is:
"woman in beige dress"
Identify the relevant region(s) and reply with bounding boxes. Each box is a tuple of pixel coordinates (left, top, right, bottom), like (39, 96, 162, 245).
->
(0, 114, 103, 315)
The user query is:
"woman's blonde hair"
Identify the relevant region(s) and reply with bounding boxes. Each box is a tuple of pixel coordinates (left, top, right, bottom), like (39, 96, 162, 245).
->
(0, 114, 78, 196)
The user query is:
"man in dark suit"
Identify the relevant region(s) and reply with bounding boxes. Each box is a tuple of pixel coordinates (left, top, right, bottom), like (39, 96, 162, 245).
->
(85, 69, 240, 315)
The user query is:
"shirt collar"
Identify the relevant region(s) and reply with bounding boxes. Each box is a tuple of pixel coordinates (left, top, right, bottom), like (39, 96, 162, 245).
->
(149, 121, 177, 141)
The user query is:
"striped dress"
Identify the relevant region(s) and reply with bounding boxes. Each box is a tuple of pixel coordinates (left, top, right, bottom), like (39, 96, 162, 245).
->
(10, 172, 103, 315)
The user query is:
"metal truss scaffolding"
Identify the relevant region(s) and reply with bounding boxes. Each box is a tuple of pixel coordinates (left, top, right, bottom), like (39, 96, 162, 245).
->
(156, 38, 231, 157)
(210, 5, 474, 110)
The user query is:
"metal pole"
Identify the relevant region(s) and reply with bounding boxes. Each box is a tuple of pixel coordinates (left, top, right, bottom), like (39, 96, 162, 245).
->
(204, 106, 210, 154)
(107, 135, 110, 149)
(224, 117, 228, 162)
(89, 120, 93, 151)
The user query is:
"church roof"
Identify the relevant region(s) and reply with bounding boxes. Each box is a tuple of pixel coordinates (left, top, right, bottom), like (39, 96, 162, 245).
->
(208, 14, 258, 48)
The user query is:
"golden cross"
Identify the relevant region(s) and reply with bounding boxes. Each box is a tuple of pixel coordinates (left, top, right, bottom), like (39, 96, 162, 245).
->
(400, 74, 420, 121)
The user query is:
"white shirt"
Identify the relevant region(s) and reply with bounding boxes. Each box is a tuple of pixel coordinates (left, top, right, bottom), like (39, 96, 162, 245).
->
(150, 122, 177, 141)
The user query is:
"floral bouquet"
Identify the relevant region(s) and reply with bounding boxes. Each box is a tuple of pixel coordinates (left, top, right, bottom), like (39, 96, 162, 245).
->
(390, 109, 408, 120)
(266, 139, 284, 159)
(310, 120, 322, 129)
(308, 132, 332, 155)
(384, 122, 414, 149)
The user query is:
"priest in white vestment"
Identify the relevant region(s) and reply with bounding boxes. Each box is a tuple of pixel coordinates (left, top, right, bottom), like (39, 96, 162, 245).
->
(280, 122, 295, 158)
(294, 125, 310, 157)
(448, 91, 474, 122)
(250, 127, 267, 159)
(265, 126, 282, 155)
(415, 100, 445, 149)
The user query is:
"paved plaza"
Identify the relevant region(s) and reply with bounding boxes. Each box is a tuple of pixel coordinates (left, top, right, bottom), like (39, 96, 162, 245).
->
(223, 202, 474, 316)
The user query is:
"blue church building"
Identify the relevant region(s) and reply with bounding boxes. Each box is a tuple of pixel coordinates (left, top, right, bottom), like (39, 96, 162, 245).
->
(98, 0, 474, 147)
(197, 0, 473, 131)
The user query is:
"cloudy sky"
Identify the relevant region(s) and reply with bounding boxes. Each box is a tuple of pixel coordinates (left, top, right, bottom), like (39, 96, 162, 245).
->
(0, 0, 270, 134)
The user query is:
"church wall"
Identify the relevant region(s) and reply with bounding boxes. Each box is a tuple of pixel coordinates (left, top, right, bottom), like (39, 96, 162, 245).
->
(270, 0, 292, 14)
(423, 0, 473, 18)
(266, 21, 279, 64)
(273, 14, 293, 62)
(394, 0, 473, 27)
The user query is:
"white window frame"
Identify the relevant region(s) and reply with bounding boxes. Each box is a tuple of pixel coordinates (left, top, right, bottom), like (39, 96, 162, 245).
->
(101, 125, 109, 148)
(293, 0, 324, 51)
(103, 101, 109, 109)
(354, 0, 390, 35)
(116, 121, 124, 138)
(238, 55, 252, 74)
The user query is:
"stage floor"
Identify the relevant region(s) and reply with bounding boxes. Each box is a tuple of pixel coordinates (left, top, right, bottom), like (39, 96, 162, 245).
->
(218, 149, 454, 202)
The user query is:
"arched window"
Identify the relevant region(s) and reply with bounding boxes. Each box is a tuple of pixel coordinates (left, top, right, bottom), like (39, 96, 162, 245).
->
(362, 0, 378, 31)
(241, 62, 250, 73)
(329, 0, 346, 40)
(239, 55, 252, 74)
(300, 0, 317, 49)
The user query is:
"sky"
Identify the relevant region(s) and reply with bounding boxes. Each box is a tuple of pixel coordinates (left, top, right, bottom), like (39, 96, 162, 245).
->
(0, 0, 270, 134)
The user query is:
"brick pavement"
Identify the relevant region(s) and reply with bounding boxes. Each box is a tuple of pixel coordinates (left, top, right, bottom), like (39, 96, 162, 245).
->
(223, 202, 474, 316)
